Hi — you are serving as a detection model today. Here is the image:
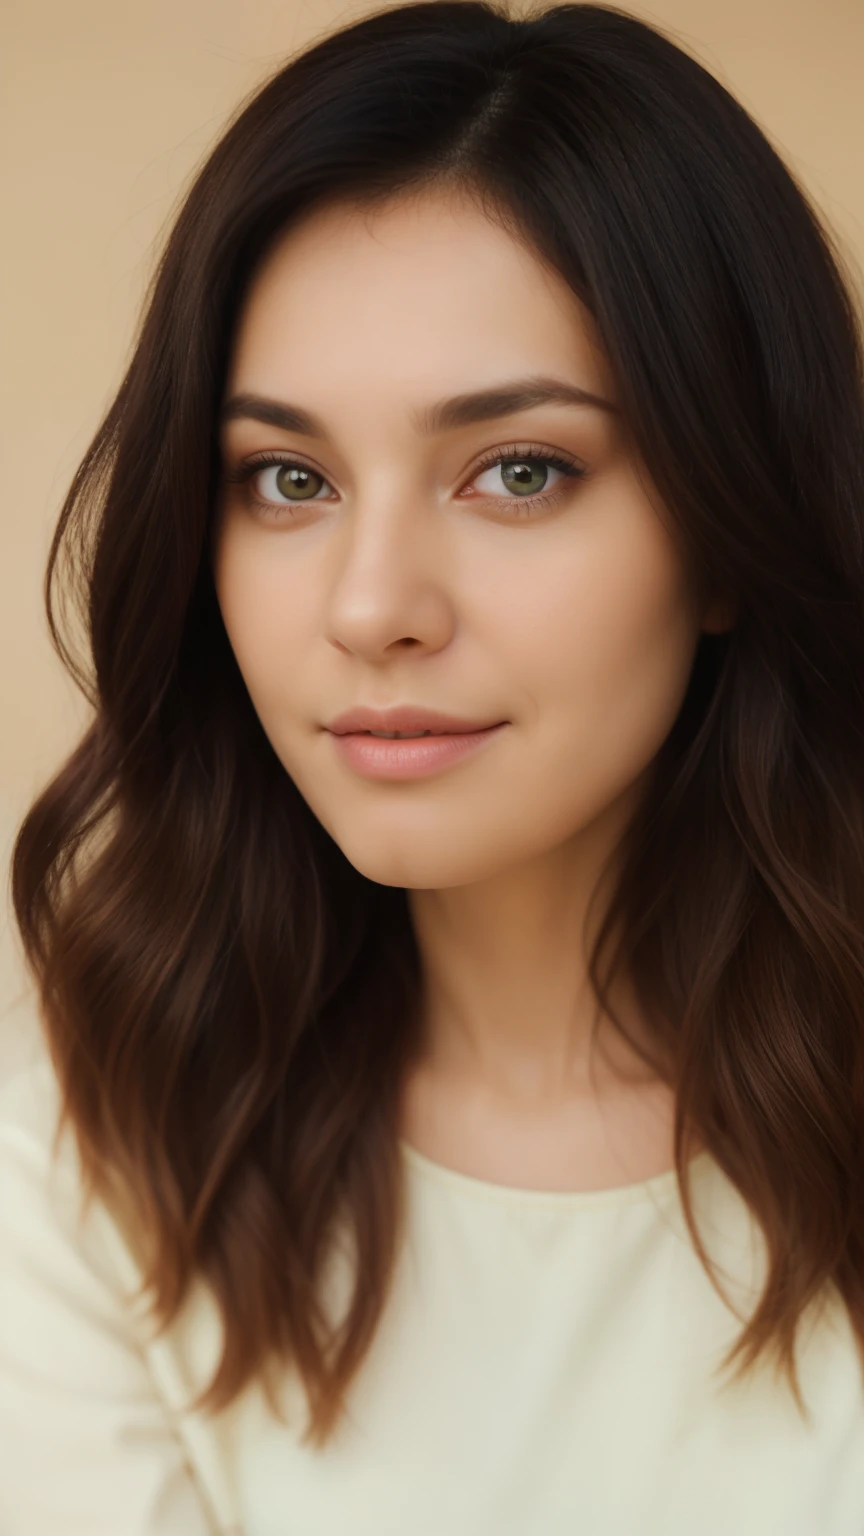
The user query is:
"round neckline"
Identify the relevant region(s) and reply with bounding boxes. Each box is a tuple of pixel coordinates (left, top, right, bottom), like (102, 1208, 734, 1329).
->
(398, 1137, 714, 1210)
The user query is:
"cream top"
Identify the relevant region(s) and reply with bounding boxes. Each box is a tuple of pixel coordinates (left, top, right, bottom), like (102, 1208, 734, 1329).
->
(1, 1042, 863, 1535)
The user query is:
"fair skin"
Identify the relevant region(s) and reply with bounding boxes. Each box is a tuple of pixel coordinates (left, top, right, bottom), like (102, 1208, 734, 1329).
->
(212, 186, 734, 1192)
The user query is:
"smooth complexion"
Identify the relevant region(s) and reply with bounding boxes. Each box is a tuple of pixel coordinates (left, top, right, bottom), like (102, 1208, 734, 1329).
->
(212, 188, 734, 1191)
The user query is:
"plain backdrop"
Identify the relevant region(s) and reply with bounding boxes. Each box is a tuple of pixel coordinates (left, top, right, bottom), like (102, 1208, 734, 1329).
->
(2, 0, 863, 1080)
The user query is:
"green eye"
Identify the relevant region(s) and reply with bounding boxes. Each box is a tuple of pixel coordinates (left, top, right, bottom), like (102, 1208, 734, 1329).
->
(226, 441, 587, 522)
(272, 463, 327, 501)
(498, 460, 552, 496)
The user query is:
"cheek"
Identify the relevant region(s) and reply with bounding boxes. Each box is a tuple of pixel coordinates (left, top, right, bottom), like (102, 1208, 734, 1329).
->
(211, 525, 311, 718)
(497, 524, 700, 798)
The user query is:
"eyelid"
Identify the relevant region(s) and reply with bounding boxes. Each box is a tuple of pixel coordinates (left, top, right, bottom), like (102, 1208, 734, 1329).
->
(226, 440, 586, 483)
(469, 440, 586, 478)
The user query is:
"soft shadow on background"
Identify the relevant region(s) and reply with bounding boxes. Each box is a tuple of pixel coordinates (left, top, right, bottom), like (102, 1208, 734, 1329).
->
(2, 0, 863, 1081)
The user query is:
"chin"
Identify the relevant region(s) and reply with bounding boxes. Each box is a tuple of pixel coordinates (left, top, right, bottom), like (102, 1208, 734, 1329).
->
(324, 833, 503, 892)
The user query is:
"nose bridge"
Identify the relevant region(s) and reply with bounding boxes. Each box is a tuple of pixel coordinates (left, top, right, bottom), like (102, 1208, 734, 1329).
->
(338, 461, 433, 567)
(324, 461, 451, 652)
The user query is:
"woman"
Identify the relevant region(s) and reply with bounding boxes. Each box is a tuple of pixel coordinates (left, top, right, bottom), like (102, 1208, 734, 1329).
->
(2, 1, 864, 1530)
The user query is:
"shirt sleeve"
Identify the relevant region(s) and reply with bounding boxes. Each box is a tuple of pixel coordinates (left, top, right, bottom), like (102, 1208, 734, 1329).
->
(0, 1058, 222, 1536)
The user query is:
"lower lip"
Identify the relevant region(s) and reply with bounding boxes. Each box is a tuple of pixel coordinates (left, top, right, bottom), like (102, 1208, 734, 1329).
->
(328, 724, 508, 780)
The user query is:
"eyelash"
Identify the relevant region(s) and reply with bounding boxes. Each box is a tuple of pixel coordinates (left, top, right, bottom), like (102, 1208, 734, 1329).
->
(223, 442, 588, 522)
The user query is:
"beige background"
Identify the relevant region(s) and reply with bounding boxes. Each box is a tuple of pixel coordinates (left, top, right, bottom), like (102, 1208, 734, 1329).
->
(2, 0, 863, 1079)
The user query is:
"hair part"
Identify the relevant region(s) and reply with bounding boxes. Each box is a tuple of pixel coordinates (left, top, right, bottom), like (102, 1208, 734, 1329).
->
(11, 0, 864, 1446)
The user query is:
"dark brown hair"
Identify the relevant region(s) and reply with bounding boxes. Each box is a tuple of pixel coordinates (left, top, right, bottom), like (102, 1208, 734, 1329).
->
(11, 0, 864, 1447)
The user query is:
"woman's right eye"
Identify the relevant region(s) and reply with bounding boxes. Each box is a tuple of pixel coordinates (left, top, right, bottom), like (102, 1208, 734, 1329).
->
(252, 461, 332, 504)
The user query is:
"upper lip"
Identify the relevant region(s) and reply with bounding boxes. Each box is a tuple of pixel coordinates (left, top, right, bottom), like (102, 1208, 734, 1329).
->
(326, 706, 506, 736)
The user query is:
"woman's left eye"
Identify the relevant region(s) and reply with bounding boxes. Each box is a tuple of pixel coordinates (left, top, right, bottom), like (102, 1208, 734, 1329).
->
(470, 451, 585, 508)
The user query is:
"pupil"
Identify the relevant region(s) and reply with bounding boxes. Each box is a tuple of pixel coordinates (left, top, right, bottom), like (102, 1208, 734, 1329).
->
(502, 460, 545, 496)
(275, 465, 321, 500)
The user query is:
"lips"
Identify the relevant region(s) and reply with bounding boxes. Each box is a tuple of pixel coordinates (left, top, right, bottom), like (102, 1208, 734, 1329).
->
(326, 705, 506, 736)
(328, 720, 508, 780)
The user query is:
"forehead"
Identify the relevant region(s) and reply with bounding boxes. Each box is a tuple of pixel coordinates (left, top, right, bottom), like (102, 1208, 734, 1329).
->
(227, 189, 615, 405)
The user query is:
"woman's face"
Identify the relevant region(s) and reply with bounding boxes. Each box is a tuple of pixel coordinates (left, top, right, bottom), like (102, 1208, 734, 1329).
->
(213, 187, 728, 890)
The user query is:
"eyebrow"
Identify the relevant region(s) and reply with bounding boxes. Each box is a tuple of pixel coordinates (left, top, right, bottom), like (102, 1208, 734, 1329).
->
(220, 375, 619, 439)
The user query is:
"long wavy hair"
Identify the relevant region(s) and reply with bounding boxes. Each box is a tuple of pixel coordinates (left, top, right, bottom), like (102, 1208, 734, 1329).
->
(11, 0, 864, 1447)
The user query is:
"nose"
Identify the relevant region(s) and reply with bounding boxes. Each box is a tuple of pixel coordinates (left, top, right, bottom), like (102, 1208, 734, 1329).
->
(323, 492, 456, 662)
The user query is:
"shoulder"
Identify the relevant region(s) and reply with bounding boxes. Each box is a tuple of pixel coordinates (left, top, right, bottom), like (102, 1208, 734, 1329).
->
(0, 1036, 64, 1158)
(0, 1030, 149, 1316)
(0, 1031, 82, 1211)
(0, 1029, 226, 1532)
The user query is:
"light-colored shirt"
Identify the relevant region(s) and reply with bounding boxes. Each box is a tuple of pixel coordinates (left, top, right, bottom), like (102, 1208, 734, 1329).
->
(1, 1039, 863, 1535)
